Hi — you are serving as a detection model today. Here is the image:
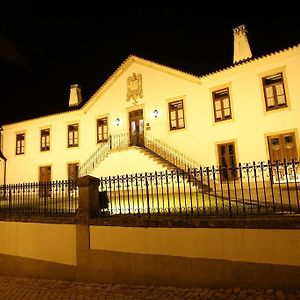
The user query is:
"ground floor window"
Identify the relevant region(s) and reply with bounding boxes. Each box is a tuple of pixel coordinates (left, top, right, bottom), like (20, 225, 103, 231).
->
(267, 132, 298, 163)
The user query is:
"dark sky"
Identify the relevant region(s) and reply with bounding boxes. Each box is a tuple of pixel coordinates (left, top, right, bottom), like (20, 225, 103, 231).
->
(1, 2, 299, 124)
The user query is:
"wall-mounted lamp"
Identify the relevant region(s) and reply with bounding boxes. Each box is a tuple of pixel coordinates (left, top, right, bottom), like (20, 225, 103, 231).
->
(152, 109, 159, 118)
(115, 118, 121, 126)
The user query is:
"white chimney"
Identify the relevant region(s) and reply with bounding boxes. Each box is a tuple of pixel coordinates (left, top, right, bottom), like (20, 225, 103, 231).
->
(69, 84, 82, 107)
(233, 24, 252, 64)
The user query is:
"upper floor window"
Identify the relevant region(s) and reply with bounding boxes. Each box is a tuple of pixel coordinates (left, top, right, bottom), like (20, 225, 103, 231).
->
(41, 128, 50, 151)
(169, 100, 185, 130)
(212, 88, 232, 122)
(16, 133, 25, 155)
(97, 117, 108, 143)
(68, 124, 79, 147)
(262, 73, 287, 111)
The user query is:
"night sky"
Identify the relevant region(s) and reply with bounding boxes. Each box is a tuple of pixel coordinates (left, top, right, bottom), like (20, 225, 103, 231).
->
(1, 2, 299, 124)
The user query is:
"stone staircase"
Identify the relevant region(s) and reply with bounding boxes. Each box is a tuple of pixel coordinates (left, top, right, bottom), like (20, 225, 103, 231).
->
(137, 147, 179, 172)
(89, 146, 180, 178)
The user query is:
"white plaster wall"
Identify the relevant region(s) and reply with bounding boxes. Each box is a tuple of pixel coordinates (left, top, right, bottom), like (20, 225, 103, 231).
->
(1, 111, 85, 183)
(80, 62, 201, 166)
(0, 47, 299, 184)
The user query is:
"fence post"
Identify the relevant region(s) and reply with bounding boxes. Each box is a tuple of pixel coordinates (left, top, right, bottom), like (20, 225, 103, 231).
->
(77, 175, 100, 221)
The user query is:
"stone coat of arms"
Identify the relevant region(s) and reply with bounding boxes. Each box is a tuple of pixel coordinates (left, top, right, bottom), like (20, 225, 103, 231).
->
(127, 73, 143, 104)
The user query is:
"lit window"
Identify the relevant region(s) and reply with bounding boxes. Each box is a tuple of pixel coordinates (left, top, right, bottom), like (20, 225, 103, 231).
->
(212, 88, 232, 122)
(97, 117, 108, 143)
(169, 100, 185, 130)
(16, 133, 25, 155)
(41, 129, 50, 151)
(68, 124, 79, 147)
(262, 73, 287, 111)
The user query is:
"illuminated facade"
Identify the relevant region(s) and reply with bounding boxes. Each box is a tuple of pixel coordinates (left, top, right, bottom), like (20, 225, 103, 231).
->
(0, 25, 299, 184)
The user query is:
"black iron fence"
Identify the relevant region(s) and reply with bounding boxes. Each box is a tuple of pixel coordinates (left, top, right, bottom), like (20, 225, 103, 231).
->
(99, 159, 300, 217)
(0, 180, 78, 215)
(1, 160, 299, 218)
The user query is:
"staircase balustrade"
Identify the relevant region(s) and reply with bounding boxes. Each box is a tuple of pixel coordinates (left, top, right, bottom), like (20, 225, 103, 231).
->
(143, 134, 201, 172)
(78, 132, 202, 180)
(79, 142, 110, 177)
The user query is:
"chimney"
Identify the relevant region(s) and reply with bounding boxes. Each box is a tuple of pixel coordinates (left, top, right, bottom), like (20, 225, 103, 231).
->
(69, 84, 83, 107)
(233, 24, 252, 64)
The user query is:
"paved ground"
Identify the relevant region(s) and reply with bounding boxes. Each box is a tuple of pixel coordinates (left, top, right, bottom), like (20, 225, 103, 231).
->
(0, 276, 300, 299)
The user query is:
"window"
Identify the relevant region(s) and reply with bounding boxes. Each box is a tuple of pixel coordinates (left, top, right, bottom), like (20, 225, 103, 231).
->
(268, 132, 298, 163)
(169, 100, 185, 130)
(41, 129, 50, 151)
(68, 124, 79, 147)
(212, 88, 232, 121)
(262, 73, 287, 111)
(97, 117, 108, 143)
(16, 133, 25, 155)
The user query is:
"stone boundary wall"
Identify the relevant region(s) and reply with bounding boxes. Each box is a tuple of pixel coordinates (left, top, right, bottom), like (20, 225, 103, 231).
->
(0, 175, 300, 288)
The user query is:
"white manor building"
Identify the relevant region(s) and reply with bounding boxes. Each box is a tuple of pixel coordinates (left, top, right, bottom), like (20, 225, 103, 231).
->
(0, 24, 299, 185)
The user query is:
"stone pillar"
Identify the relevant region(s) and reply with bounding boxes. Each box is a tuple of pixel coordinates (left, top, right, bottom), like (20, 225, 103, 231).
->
(77, 175, 100, 220)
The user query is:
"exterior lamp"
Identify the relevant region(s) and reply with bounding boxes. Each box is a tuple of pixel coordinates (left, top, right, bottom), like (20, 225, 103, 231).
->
(153, 109, 158, 118)
(115, 118, 121, 126)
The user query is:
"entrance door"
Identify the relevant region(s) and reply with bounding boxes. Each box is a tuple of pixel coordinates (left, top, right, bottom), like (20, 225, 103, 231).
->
(129, 109, 144, 146)
(68, 163, 79, 181)
(268, 132, 298, 163)
(217, 142, 237, 181)
(39, 166, 51, 196)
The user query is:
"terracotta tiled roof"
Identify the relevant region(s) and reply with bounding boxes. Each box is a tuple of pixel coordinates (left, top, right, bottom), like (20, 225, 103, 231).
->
(201, 43, 300, 78)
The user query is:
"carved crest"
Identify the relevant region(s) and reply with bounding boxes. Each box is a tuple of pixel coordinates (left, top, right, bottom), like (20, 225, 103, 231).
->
(127, 73, 143, 104)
